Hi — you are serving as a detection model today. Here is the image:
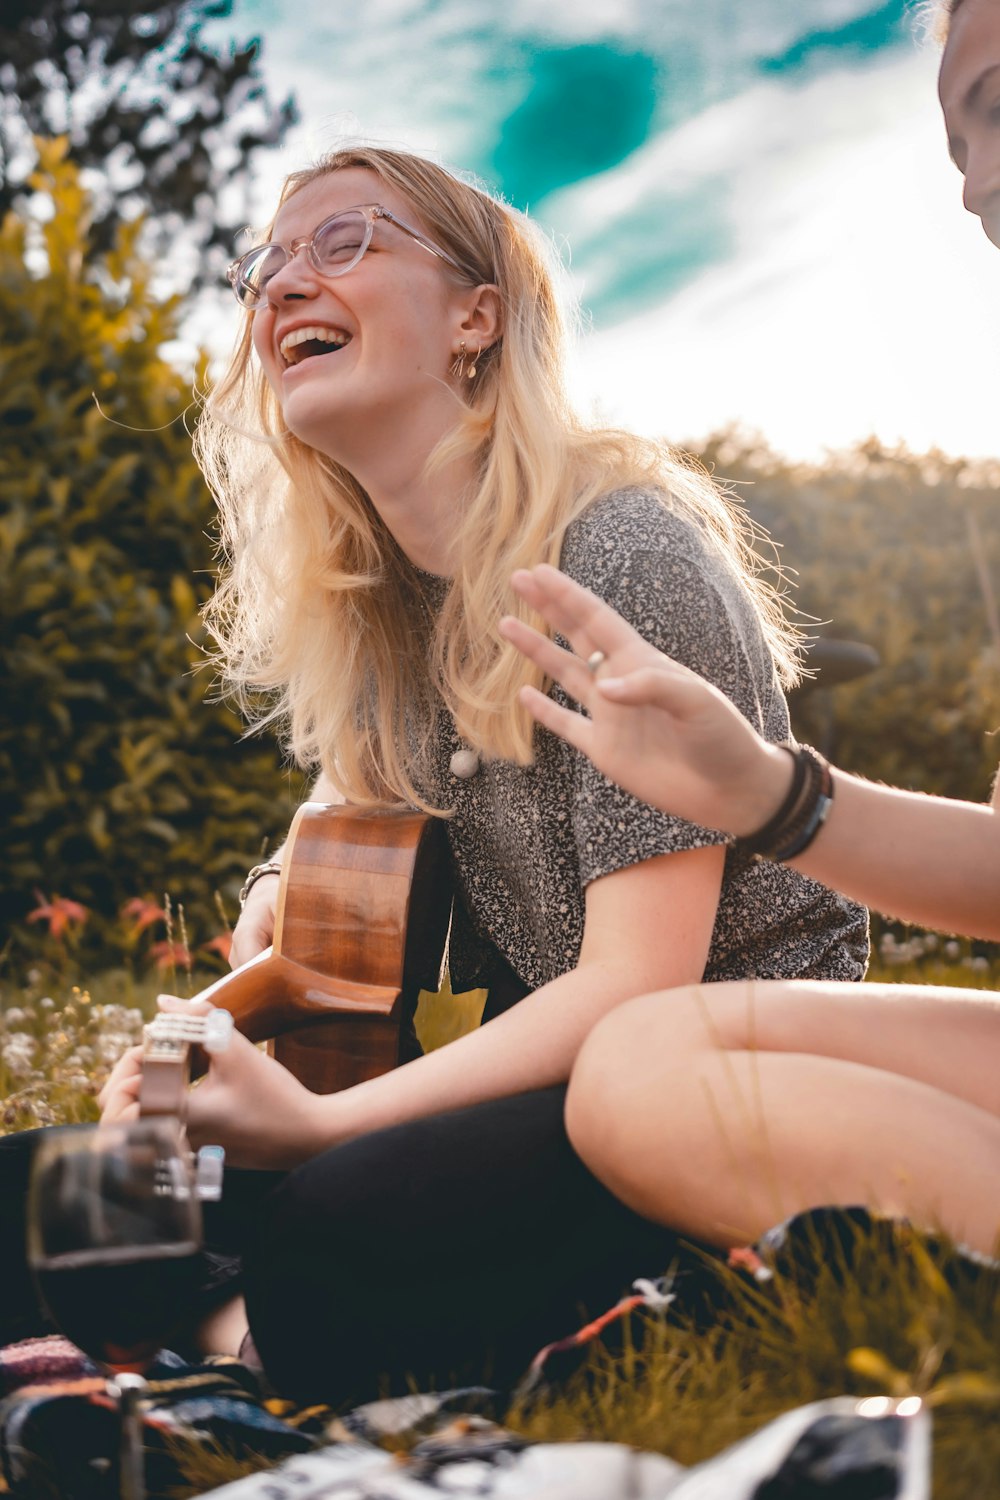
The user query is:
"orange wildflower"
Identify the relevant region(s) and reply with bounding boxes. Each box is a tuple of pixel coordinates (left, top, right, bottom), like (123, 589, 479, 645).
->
(150, 940, 191, 971)
(26, 892, 89, 941)
(121, 897, 167, 935)
(200, 933, 233, 963)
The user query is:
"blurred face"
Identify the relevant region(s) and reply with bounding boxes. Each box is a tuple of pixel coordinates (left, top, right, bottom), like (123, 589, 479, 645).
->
(939, 0, 1000, 247)
(250, 167, 470, 457)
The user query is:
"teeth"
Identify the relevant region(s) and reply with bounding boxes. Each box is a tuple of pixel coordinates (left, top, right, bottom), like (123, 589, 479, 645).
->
(279, 326, 352, 362)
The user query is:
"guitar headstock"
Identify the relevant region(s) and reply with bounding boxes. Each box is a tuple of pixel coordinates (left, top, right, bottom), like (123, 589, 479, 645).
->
(142, 1008, 234, 1061)
(139, 1007, 234, 1123)
(139, 1008, 233, 1202)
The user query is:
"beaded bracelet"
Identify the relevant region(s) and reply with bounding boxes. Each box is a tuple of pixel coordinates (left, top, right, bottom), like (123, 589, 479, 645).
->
(238, 860, 283, 908)
(734, 744, 834, 864)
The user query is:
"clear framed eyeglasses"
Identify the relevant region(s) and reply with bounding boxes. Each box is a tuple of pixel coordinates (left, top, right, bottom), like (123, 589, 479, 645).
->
(227, 203, 472, 309)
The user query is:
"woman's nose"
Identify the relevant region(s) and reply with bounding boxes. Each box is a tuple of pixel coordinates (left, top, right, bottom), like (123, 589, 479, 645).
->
(265, 245, 320, 303)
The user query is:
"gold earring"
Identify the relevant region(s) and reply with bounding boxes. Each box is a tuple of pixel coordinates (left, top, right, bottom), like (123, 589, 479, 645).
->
(451, 341, 467, 379)
(466, 346, 479, 380)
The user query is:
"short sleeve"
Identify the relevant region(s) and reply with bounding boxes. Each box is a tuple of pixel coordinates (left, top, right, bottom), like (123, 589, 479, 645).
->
(556, 490, 785, 889)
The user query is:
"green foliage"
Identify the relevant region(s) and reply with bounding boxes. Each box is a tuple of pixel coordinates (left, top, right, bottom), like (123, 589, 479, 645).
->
(697, 431, 1000, 804)
(0, 0, 296, 282)
(0, 142, 304, 966)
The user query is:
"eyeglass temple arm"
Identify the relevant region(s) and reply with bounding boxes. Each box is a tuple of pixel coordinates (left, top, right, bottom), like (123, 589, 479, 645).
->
(375, 207, 469, 276)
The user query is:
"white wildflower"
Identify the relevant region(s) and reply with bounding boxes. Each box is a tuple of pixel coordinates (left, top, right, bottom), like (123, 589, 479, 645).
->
(2, 1037, 36, 1077)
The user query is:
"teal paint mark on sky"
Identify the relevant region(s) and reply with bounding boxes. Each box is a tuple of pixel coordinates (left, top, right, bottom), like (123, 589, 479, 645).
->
(490, 44, 660, 209)
(759, 0, 909, 76)
(583, 190, 734, 325)
(222, 0, 918, 330)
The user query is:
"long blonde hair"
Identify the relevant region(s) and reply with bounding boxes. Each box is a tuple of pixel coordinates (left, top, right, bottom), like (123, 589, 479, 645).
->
(196, 144, 801, 812)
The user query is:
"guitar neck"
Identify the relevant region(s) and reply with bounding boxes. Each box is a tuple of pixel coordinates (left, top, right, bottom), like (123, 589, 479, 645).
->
(189, 948, 403, 1042)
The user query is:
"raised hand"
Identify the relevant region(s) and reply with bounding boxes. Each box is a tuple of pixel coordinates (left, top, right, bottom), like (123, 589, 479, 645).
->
(501, 564, 792, 837)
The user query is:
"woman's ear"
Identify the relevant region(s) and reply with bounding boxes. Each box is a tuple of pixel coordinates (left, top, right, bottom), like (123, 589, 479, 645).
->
(459, 284, 503, 352)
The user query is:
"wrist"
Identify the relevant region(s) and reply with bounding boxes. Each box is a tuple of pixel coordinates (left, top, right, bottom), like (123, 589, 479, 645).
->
(735, 743, 833, 861)
(730, 743, 796, 837)
(238, 860, 282, 908)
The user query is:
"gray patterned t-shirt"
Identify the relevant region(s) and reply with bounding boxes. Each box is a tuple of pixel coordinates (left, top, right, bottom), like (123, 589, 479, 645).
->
(412, 488, 869, 992)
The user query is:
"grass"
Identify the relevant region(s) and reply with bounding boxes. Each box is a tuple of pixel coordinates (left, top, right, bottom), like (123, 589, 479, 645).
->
(507, 1216, 1000, 1497)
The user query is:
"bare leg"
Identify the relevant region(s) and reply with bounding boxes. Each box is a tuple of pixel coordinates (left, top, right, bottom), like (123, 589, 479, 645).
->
(565, 981, 1000, 1255)
(192, 1294, 249, 1357)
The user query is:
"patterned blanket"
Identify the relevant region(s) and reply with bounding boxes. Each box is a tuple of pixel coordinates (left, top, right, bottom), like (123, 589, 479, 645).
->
(1, 1208, 991, 1499)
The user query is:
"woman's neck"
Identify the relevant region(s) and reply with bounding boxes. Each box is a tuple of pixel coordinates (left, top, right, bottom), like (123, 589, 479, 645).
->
(347, 441, 477, 578)
(312, 388, 481, 575)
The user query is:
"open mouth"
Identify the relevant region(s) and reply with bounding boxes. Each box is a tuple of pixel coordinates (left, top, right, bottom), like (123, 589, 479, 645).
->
(279, 326, 353, 366)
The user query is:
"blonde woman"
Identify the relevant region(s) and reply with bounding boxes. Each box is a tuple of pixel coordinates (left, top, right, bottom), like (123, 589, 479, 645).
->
(86, 146, 865, 1400)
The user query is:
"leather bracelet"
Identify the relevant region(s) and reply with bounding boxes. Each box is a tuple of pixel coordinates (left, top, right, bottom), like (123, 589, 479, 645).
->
(736, 745, 805, 857)
(735, 744, 833, 863)
(238, 860, 283, 908)
(770, 777, 834, 862)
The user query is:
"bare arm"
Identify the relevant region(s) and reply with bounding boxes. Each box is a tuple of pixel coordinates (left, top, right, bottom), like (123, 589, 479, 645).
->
(120, 842, 725, 1168)
(229, 771, 345, 967)
(501, 564, 1000, 941)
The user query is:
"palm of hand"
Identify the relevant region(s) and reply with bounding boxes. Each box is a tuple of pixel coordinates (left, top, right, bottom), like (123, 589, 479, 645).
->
(570, 643, 743, 822)
(506, 564, 763, 830)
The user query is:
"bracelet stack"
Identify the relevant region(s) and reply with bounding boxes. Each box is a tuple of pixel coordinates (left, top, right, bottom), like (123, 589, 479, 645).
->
(735, 744, 834, 864)
(238, 859, 283, 908)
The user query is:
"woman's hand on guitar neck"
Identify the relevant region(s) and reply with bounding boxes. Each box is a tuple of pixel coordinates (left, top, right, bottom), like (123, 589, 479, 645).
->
(102, 997, 328, 1169)
(230, 876, 280, 969)
(97, 1044, 144, 1123)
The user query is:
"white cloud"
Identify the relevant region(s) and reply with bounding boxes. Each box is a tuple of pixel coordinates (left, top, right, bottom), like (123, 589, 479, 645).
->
(197, 7, 999, 460)
(569, 49, 1000, 458)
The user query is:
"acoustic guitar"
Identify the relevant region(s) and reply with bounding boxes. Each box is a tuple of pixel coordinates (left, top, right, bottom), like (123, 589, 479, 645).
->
(136, 802, 453, 1124)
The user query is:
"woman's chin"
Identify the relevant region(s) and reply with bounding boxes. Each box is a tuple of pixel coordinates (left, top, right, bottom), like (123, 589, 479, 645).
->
(280, 390, 358, 456)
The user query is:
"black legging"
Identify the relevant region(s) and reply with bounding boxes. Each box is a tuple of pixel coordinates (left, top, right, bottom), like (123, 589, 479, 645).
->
(0, 1088, 680, 1403)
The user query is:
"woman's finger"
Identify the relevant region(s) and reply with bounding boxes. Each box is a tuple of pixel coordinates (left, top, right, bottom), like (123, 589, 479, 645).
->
(99, 1070, 143, 1124)
(596, 666, 692, 710)
(598, 663, 727, 722)
(512, 565, 640, 655)
(104, 1098, 140, 1127)
(96, 1044, 143, 1111)
(518, 685, 595, 754)
(157, 993, 211, 1015)
(499, 615, 591, 691)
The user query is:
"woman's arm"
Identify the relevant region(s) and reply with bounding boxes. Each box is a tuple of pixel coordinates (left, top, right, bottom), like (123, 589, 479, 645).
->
(102, 842, 725, 1168)
(500, 563, 1000, 941)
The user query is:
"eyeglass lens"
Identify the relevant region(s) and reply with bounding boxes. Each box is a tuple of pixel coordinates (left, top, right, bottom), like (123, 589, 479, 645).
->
(236, 210, 370, 306)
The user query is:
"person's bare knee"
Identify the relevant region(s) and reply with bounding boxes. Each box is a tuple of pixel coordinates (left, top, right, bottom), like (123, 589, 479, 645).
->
(193, 1294, 249, 1358)
(567, 988, 710, 1205)
(565, 1004, 634, 1175)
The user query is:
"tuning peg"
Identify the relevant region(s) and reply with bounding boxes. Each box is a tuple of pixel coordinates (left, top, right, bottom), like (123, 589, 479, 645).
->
(202, 1007, 235, 1054)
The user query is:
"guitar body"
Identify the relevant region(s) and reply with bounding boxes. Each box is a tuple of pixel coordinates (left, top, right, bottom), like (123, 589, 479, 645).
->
(140, 805, 454, 1109)
(266, 803, 453, 1092)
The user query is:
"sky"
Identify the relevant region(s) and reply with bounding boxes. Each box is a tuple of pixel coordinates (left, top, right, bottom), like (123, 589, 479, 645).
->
(190, 0, 1000, 462)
